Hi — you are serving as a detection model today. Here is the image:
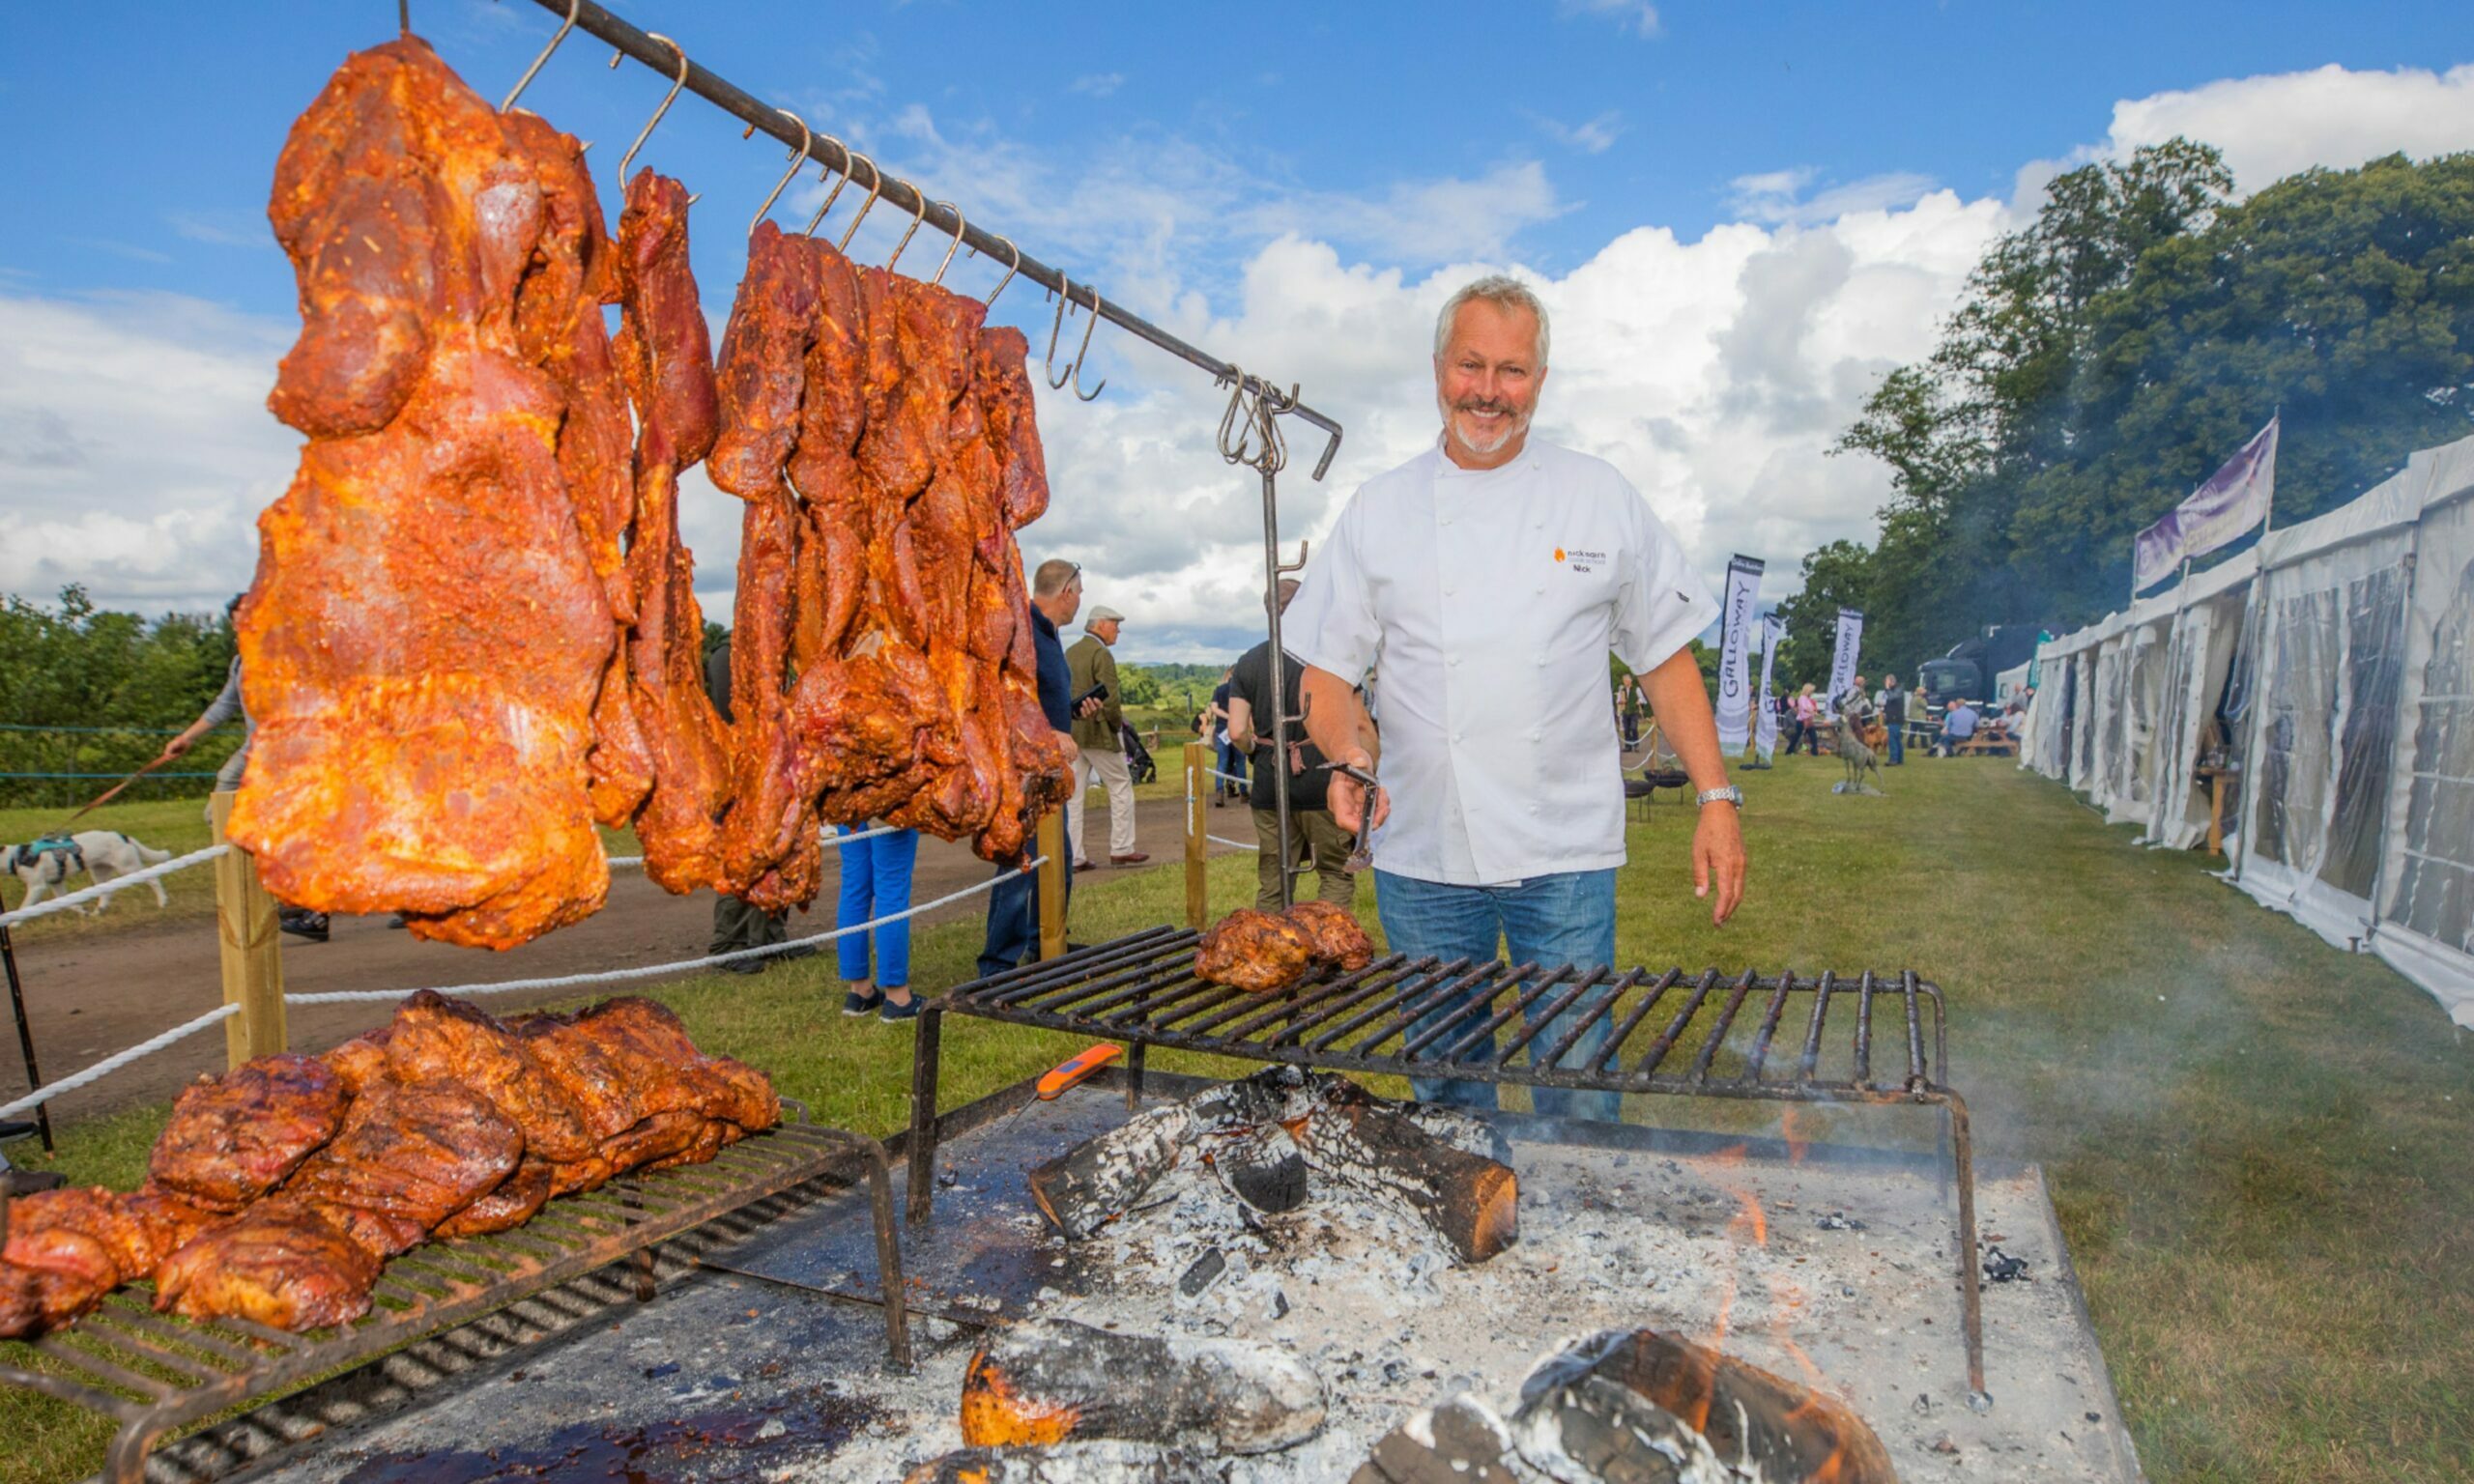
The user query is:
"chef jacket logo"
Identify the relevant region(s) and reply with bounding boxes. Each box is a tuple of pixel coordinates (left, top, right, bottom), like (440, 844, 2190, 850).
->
(1555, 546, 1606, 574)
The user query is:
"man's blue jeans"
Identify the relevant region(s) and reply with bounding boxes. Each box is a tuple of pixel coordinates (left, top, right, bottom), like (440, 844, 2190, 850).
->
(1886, 723, 1905, 765)
(1372, 868, 1622, 1124)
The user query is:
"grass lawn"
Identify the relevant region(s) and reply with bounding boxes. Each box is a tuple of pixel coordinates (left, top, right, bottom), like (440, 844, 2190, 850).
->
(5, 756, 2470, 1482)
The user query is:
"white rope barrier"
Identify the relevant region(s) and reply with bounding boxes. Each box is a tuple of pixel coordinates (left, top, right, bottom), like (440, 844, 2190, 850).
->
(282, 855, 1049, 1007)
(0, 1004, 240, 1119)
(0, 843, 232, 929)
(1205, 767, 1250, 787)
(1203, 834, 1255, 850)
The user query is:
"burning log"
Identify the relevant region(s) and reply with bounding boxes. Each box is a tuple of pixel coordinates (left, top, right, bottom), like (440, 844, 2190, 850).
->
(1023, 1100, 1199, 1241)
(1356, 1328, 1899, 1483)
(1289, 1077, 1518, 1263)
(902, 1441, 1219, 1483)
(1025, 1067, 1519, 1262)
(1523, 1328, 1896, 1482)
(1204, 1123, 1308, 1214)
(959, 1317, 1327, 1456)
(1349, 1396, 1526, 1484)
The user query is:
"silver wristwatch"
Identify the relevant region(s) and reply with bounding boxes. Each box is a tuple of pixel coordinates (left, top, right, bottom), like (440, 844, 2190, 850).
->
(1695, 785, 1744, 809)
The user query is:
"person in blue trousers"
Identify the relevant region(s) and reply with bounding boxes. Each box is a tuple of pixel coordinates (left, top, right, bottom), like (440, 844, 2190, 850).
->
(837, 823, 921, 1021)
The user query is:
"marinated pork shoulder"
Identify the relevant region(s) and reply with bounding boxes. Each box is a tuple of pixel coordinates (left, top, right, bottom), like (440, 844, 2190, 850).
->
(1194, 909, 1320, 993)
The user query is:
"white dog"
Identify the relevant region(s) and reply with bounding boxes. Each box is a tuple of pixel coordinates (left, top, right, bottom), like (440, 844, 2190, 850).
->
(1, 831, 175, 915)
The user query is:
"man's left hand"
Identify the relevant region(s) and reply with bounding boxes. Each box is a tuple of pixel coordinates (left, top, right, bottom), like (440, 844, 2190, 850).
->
(1692, 805, 1746, 927)
(1076, 697, 1104, 720)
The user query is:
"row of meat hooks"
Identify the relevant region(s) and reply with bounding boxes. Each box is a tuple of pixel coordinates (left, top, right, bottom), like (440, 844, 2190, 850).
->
(498, 0, 1208, 408)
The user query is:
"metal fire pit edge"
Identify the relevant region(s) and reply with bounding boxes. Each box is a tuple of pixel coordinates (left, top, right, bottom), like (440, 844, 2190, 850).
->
(906, 927, 1993, 1407)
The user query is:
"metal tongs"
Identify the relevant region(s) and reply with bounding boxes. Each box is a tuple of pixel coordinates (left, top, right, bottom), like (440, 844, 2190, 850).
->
(1319, 760, 1383, 871)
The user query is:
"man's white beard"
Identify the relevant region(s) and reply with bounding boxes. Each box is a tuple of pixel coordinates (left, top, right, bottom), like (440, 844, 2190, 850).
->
(1439, 392, 1531, 458)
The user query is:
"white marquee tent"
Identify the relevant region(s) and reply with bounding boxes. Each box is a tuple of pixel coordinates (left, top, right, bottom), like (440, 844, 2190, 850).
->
(2020, 433, 2474, 1028)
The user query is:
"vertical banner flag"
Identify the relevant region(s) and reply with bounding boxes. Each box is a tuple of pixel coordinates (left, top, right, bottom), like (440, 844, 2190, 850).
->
(1827, 609, 1864, 713)
(1713, 555, 1765, 755)
(1755, 614, 1784, 763)
(2133, 415, 2280, 592)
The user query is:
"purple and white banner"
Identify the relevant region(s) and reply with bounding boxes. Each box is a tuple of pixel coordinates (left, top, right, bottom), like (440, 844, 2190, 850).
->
(1755, 614, 1784, 763)
(1714, 555, 1765, 755)
(2134, 416, 2279, 592)
(1827, 608, 1864, 714)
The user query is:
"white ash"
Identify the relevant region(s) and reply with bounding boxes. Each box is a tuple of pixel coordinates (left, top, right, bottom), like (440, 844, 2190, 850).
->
(810, 1141, 2129, 1483)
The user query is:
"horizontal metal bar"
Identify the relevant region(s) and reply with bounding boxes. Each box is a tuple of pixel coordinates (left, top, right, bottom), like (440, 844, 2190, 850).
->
(514, 0, 1344, 478)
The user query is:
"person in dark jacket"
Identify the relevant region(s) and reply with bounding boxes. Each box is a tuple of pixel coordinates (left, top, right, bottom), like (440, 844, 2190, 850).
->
(705, 633, 790, 973)
(977, 559, 1096, 978)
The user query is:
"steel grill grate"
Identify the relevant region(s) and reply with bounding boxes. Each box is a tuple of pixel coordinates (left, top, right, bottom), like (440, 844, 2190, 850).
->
(906, 926, 1988, 1400)
(1, 1110, 908, 1484)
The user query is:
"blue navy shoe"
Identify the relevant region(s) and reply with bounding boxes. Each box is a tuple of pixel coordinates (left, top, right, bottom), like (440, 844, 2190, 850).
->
(842, 986, 883, 1016)
(877, 994, 923, 1023)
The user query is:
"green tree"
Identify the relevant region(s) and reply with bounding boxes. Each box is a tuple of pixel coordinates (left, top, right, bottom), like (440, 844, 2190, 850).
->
(1799, 142, 2474, 654)
(0, 587, 239, 806)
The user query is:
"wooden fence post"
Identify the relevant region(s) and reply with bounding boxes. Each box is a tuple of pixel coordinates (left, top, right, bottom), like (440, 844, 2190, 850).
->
(210, 792, 286, 1067)
(1036, 809, 1068, 962)
(1184, 741, 1208, 930)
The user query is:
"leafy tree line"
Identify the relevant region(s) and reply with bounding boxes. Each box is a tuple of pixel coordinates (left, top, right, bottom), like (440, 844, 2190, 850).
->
(0, 587, 241, 808)
(1775, 141, 2474, 688)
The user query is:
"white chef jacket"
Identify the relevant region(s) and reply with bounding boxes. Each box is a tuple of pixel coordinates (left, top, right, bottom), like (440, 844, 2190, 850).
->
(1284, 436, 1714, 886)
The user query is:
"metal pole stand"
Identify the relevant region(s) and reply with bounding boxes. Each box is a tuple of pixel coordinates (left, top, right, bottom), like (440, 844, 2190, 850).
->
(2, 923, 50, 1153)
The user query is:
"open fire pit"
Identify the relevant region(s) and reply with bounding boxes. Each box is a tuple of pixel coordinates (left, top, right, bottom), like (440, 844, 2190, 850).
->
(180, 1068, 2140, 1484)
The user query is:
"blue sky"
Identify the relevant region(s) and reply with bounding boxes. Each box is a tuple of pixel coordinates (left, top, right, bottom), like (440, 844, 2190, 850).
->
(2, 2, 2469, 659)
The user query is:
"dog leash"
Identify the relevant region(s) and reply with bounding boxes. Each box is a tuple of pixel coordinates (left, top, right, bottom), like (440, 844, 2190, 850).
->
(51, 753, 183, 832)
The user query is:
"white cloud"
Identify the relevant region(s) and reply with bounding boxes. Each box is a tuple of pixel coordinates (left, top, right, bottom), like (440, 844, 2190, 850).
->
(1539, 109, 1625, 155)
(1728, 168, 1940, 227)
(2015, 61, 2474, 208)
(1068, 72, 1125, 99)
(0, 292, 295, 612)
(1559, 0, 1661, 40)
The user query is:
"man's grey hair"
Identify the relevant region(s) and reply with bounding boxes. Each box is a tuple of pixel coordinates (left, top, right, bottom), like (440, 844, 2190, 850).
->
(1030, 558, 1080, 598)
(1433, 274, 1550, 368)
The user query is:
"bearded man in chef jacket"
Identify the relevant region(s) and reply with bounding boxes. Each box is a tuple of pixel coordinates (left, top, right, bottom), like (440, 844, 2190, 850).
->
(1287, 275, 1747, 1123)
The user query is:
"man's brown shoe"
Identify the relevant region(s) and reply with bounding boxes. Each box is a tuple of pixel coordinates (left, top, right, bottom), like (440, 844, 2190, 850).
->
(1110, 851, 1151, 866)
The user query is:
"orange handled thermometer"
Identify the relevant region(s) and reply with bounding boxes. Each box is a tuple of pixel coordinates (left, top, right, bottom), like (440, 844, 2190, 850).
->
(1034, 1044, 1123, 1100)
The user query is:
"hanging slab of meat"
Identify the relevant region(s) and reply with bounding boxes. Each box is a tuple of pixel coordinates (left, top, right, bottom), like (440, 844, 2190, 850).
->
(707, 225, 823, 893)
(612, 169, 734, 894)
(1194, 908, 1318, 992)
(503, 111, 654, 828)
(975, 326, 1051, 529)
(233, 37, 618, 950)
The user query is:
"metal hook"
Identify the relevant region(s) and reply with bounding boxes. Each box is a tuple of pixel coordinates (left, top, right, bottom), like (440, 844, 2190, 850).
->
(751, 109, 812, 233)
(613, 33, 690, 191)
(835, 157, 885, 251)
(886, 187, 932, 271)
(1066, 290, 1108, 401)
(984, 237, 1022, 307)
(796, 136, 853, 236)
(1215, 366, 1259, 463)
(930, 204, 967, 285)
(1045, 276, 1079, 389)
(501, 0, 580, 111)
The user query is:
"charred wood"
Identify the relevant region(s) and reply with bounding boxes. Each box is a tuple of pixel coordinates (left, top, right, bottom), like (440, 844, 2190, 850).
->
(959, 1317, 1326, 1456)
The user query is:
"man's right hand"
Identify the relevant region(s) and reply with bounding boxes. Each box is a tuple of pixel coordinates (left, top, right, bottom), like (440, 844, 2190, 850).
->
(159, 734, 194, 761)
(1328, 748, 1389, 834)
